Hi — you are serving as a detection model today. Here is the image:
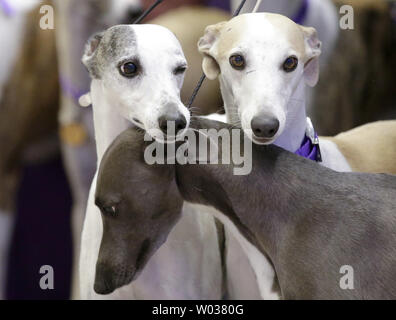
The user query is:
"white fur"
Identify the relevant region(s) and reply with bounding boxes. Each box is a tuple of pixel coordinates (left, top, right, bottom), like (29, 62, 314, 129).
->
(80, 25, 222, 299)
(319, 139, 352, 172)
(204, 113, 227, 123)
(223, 221, 279, 299)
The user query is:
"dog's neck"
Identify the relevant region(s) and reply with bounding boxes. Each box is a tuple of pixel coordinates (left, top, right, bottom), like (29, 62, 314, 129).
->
(175, 128, 319, 263)
(220, 79, 307, 153)
(273, 81, 307, 152)
(90, 80, 131, 162)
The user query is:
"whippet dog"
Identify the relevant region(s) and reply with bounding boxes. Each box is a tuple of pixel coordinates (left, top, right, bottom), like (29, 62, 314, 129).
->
(80, 24, 222, 299)
(95, 118, 396, 299)
(55, 2, 229, 298)
(230, 0, 339, 114)
(198, 13, 396, 299)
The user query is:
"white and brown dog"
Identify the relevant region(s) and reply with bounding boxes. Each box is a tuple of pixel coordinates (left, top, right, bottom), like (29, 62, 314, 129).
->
(198, 12, 396, 299)
(80, 24, 222, 299)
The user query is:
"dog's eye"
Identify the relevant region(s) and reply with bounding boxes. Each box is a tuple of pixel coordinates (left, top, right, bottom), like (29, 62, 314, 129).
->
(229, 54, 245, 70)
(120, 62, 138, 77)
(102, 205, 117, 217)
(283, 56, 298, 72)
(174, 65, 187, 75)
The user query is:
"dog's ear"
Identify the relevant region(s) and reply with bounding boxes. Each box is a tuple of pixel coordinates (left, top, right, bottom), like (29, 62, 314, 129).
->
(301, 26, 321, 87)
(82, 32, 104, 79)
(198, 22, 226, 80)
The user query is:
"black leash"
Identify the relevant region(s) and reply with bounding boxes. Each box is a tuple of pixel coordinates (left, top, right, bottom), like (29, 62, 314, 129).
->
(186, 0, 248, 109)
(133, 0, 164, 24)
(233, 0, 248, 17)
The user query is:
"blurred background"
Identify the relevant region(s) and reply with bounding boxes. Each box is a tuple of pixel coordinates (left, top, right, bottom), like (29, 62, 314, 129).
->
(0, 0, 395, 299)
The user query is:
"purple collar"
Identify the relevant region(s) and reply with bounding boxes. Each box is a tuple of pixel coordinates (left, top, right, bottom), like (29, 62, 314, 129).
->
(295, 133, 322, 162)
(294, 118, 322, 162)
(292, 0, 309, 25)
(0, 0, 15, 17)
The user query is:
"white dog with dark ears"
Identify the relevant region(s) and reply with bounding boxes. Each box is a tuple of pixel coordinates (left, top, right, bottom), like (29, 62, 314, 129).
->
(79, 24, 222, 299)
(198, 12, 396, 299)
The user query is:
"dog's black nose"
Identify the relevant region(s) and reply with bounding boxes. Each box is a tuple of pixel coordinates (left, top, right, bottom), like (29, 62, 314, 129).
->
(251, 116, 280, 139)
(158, 114, 187, 135)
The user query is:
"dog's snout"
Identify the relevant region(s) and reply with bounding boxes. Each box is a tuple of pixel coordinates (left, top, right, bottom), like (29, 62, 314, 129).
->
(251, 116, 280, 139)
(158, 113, 187, 135)
(94, 263, 117, 295)
(94, 261, 134, 295)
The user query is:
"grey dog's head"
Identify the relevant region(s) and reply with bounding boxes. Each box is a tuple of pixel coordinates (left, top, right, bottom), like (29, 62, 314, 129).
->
(94, 129, 183, 294)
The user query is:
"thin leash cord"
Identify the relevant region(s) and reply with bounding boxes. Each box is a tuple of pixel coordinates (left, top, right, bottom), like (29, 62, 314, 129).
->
(133, 0, 164, 24)
(186, 0, 248, 109)
(252, 0, 262, 13)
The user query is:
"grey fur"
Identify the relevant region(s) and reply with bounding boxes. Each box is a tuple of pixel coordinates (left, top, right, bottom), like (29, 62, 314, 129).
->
(95, 118, 396, 299)
(82, 25, 137, 79)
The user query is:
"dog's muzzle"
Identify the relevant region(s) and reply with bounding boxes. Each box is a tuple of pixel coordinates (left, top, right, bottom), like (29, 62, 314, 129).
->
(94, 263, 135, 295)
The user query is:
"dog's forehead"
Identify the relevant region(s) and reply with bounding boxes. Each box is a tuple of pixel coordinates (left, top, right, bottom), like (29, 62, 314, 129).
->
(217, 13, 305, 57)
(100, 24, 183, 58)
(96, 161, 124, 201)
(134, 24, 185, 58)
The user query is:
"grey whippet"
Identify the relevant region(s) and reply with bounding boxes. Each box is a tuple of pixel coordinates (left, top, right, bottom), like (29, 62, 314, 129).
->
(95, 118, 396, 299)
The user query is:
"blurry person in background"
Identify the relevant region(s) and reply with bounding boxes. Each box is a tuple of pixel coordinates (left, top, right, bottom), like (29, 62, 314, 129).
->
(0, 0, 51, 300)
(312, 0, 396, 135)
